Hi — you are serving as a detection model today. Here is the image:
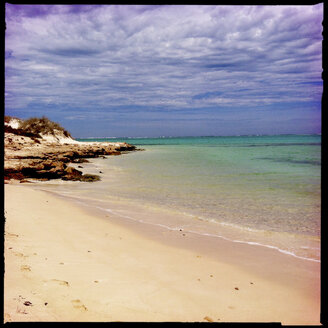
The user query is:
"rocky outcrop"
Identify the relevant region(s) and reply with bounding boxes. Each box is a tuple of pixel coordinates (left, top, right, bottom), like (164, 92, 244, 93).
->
(4, 117, 137, 183)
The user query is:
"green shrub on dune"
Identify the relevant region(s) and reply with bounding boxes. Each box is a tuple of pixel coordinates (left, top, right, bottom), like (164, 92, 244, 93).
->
(18, 116, 72, 138)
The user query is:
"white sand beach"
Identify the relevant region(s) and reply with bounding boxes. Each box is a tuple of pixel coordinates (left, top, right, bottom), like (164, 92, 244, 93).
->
(4, 184, 320, 323)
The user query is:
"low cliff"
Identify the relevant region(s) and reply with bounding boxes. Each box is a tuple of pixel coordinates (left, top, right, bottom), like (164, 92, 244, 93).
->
(4, 116, 137, 183)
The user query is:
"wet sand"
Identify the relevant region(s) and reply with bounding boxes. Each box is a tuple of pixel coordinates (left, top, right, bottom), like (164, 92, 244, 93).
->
(4, 184, 320, 323)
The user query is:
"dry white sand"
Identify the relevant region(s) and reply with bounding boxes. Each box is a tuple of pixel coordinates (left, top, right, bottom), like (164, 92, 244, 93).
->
(4, 184, 321, 323)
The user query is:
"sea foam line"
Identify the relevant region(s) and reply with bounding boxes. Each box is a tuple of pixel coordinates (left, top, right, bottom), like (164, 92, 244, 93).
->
(99, 206, 320, 263)
(39, 189, 320, 263)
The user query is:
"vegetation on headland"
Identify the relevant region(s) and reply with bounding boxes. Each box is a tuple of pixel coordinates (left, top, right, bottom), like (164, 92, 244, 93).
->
(4, 115, 18, 123)
(20, 116, 72, 137)
(5, 115, 72, 138)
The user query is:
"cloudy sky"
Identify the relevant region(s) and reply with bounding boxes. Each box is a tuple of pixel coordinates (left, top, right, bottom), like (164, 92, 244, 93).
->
(5, 4, 323, 138)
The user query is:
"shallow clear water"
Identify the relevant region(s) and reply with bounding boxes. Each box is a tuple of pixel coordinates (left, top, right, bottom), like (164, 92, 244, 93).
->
(36, 135, 321, 261)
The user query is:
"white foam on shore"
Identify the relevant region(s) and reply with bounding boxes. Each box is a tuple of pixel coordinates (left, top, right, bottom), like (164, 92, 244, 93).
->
(97, 206, 320, 263)
(36, 186, 321, 264)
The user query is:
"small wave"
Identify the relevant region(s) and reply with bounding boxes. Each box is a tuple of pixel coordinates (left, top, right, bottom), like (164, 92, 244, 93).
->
(98, 206, 320, 263)
(181, 212, 263, 233)
(300, 246, 321, 250)
(186, 230, 320, 263)
(101, 207, 182, 231)
(231, 240, 320, 262)
(257, 157, 321, 166)
(38, 188, 320, 263)
(193, 143, 321, 149)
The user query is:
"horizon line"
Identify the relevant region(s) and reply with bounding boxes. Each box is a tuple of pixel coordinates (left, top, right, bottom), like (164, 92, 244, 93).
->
(76, 133, 322, 140)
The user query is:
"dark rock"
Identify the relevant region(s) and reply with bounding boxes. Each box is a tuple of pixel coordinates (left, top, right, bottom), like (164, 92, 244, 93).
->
(5, 125, 41, 139)
(72, 158, 89, 163)
(114, 143, 136, 151)
(62, 151, 76, 159)
(4, 171, 25, 180)
(32, 137, 41, 144)
(34, 170, 62, 179)
(5, 132, 137, 182)
(65, 166, 82, 175)
(62, 166, 83, 181)
(56, 155, 71, 163)
(79, 174, 101, 182)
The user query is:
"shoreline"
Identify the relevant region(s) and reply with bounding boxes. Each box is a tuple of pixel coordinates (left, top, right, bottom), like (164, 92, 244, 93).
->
(48, 185, 319, 289)
(32, 168, 320, 264)
(4, 184, 321, 323)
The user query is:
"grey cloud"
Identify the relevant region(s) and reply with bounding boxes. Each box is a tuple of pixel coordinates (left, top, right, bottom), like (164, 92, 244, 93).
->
(5, 4, 323, 113)
(40, 47, 103, 57)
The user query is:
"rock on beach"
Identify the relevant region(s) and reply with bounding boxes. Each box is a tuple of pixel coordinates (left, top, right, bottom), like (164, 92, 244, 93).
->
(4, 116, 137, 183)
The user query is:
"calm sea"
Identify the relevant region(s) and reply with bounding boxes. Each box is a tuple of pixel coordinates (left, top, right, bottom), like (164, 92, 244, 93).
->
(35, 135, 321, 262)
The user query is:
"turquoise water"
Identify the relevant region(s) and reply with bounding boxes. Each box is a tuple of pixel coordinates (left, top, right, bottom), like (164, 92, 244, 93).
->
(41, 135, 321, 261)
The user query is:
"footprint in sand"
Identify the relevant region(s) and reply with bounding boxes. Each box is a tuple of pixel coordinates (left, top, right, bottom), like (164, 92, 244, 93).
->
(71, 299, 88, 311)
(44, 279, 70, 287)
(51, 279, 70, 286)
(14, 252, 28, 258)
(203, 316, 213, 322)
(6, 232, 19, 238)
(20, 265, 31, 272)
(16, 306, 28, 315)
(4, 313, 12, 322)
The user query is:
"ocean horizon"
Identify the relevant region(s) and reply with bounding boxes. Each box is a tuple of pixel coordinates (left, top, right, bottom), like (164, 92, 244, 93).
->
(76, 133, 321, 141)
